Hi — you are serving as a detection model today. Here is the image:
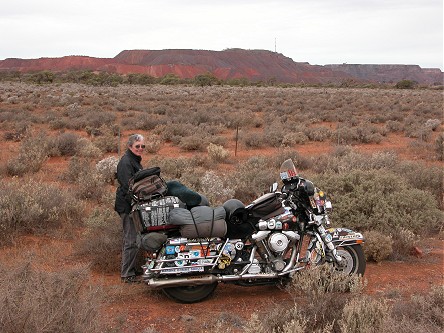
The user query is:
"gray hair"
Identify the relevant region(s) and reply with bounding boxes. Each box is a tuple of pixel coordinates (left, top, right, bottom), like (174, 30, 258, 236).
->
(127, 133, 144, 147)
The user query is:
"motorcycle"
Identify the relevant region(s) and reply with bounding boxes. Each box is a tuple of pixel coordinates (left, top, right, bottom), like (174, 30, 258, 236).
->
(135, 159, 365, 303)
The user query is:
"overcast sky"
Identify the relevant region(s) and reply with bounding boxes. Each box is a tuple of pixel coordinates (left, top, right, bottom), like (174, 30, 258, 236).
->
(1, 0, 442, 69)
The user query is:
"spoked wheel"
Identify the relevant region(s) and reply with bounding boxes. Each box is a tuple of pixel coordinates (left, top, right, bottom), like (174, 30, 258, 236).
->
(162, 283, 218, 303)
(333, 244, 366, 275)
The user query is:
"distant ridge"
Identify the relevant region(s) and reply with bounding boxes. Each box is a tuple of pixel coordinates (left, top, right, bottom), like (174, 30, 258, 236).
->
(0, 49, 442, 84)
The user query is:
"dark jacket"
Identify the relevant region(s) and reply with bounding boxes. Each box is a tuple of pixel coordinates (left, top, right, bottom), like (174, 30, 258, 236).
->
(114, 149, 143, 214)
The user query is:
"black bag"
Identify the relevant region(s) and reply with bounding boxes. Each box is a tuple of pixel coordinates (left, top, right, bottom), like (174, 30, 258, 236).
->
(132, 196, 185, 232)
(249, 192, 285, 219)
(129, 167, 167, 202)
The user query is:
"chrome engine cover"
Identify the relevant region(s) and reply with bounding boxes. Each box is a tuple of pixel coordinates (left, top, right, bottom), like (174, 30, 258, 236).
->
(268, 232, 289, 253)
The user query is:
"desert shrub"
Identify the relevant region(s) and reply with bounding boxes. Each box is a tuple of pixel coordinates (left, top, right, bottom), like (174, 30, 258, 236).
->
(288, 264, 365, 297)
(435, 133, 444, 161)
(229, 156, 276, 202)
(425, 118, 441, 131)
(389, 227, 419, 260)
(0, 261, 104, 333)
(363, 230, 393, 262)
(395, 79, 416, 89)
(207, 143, 230, 162)
(96, 156, 118, 184)
(384, 286, 444, 333)
(385, 120, 404, 132)
(76, 169, 107, 201)
(93, 125, 118, 153)
(243, 308, 308, 333)
(6, 132, 49, 176)
(396, 161, 443, 205)
(76, 137, 101, 158)
(198, 171, 235, 205)
(339, 296, 390, 333)
(178, 134, 207, 151)
(312, 149, 398, 174)
(54, 132, 81, 156)
(281, 132, 308, 146)
(148, 156, 196, 179)
(242, 132, 265, 148)
(61, 156, 90, 182)
(75, 208, 122, 273)
(306, 126, 332, 142)
(317, 169, 443, 234)
(144, 134, 162, 153)
(0, 179, 84, 246)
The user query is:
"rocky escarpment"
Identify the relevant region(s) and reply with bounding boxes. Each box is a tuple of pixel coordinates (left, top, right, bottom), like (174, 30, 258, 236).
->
(0, 49, 442, 84)
(325, 64, 443, 85)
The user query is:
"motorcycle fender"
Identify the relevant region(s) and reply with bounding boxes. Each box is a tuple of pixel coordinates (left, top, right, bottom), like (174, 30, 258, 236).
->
(326, 228, 365, 246)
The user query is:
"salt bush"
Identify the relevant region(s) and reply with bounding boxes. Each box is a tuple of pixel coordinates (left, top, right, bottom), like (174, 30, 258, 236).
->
(0, 261, 104, 333)
(144, 134, 162, 153)
(363, 230, 393, 262)
(6, 132, 49, 176)
(425, 118, 441, 131)
(75, 208, 122, 273)
(76, 137, 101, 157)
(198, 171, 235, 205)
(340, 296, 390, 333)
(0, 179, 84, 246)
(207, 143, 230, 162)
(96, 156, 118, 184)
(317, 169, 443, 234)
(281, 132, 308, 146)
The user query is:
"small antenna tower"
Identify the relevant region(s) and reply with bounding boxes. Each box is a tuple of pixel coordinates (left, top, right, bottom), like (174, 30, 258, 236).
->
(275, 38, 277, 53)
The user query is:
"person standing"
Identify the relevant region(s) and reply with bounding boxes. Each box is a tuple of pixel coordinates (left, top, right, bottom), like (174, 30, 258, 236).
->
(114, 134, 145, 283)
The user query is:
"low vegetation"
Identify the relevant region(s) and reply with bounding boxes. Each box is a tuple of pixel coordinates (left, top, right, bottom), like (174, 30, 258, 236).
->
(0, 82, 442, 331)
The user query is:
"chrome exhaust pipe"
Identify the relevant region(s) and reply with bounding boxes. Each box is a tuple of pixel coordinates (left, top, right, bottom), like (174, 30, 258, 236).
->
(144, 274, 218, 289)
(144, 272, 282, 289)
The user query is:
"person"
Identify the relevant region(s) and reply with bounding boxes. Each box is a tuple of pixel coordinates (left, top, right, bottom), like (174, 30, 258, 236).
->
(114, 133, 145, 283)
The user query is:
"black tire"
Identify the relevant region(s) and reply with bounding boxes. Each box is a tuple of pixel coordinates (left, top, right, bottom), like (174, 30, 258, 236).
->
(162, 283, 218, 303)
(334, 244, 366, 275)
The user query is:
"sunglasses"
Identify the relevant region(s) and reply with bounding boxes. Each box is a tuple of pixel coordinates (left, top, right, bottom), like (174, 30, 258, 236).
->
(134, 144, 145, 149)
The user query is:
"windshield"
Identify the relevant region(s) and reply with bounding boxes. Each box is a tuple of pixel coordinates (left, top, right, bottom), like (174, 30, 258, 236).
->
(279, 159, 298, 181)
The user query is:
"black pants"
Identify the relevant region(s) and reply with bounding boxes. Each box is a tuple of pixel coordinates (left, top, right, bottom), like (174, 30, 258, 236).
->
(120, 213, 138, 278)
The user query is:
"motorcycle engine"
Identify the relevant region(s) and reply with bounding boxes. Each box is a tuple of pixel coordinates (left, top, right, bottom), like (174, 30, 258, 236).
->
(268, 232, 289, 252)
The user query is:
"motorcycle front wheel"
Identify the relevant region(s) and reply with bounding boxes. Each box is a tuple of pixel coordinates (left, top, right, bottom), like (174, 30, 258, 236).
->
(162, 283, 218, 303)
(333, 244, 366, 275)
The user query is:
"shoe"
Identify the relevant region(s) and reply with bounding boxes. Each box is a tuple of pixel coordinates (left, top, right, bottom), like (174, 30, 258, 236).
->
(121, 275, 142, 283)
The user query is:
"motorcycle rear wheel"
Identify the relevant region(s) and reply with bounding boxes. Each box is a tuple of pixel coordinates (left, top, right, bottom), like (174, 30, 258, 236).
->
(162, 283, 218, 303)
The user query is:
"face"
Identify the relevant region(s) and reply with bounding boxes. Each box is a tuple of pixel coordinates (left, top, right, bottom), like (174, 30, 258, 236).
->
(129, 140, 145, 157)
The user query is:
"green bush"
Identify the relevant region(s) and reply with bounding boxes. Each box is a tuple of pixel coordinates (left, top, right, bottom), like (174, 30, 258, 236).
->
(395, 79, 416, 89)
(317, 169, 443, 234)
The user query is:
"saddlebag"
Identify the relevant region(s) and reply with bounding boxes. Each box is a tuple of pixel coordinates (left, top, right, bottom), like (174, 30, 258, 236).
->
(131, 196, 185, 233)
(249, 192, 285, 219)
(129, 167, 168, 202)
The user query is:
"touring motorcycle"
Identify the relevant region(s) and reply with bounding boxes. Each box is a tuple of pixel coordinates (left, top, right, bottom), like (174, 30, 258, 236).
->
(133, 159, 365, 303)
